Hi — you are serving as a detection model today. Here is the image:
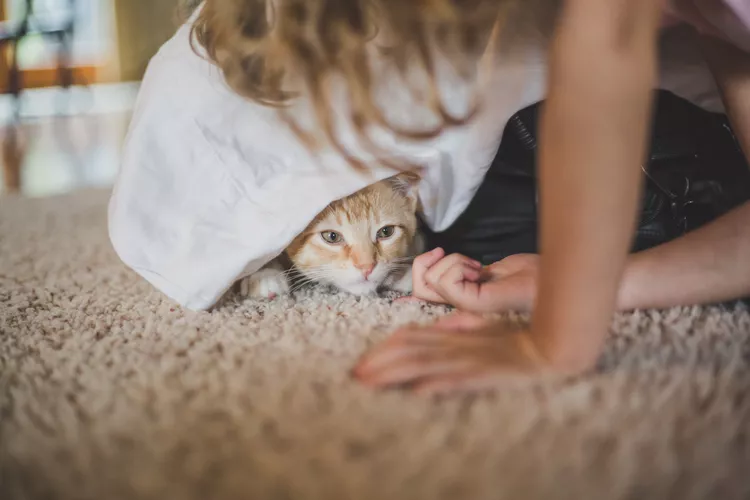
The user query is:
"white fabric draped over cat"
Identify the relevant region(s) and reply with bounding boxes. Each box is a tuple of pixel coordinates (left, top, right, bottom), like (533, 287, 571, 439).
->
(109, 7, 724, 310)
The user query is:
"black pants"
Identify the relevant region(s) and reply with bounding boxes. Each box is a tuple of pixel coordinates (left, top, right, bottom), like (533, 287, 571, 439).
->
(422, 91, 750, 306)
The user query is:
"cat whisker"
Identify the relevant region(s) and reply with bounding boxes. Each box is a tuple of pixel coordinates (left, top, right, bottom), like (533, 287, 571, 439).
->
(289, 272, 333, 286)
(295, 272, 331, 281)
(290, 278, 325, 291)
(290, 278, 327, 293)
(293, 272, 333, 281)
(292, 265, 333, 273)
(289, 280, 314, 291)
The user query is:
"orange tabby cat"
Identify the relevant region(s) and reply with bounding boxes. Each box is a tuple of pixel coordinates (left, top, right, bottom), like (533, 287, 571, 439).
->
(239, 174, 423, 298)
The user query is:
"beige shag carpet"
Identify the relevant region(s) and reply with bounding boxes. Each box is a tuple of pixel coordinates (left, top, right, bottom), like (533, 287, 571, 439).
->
(2, 189, 750, 500)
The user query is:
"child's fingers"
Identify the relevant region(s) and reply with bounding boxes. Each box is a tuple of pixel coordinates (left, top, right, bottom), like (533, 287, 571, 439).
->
(355, 343, 475, 388)
(412, 247, 446, 280)
(438, 262, 482, 285)
(412, 370, 507, 396)
(411, 280, 446, 304)
(358, 357, 475, 388)
(410, 248, 447, 303)
(423, 254, 482, 289)
(355, 318, 488, 378)
(424, 261, 483, 310)
(432, 312, 489, 331)
(483, 254, 537, 278)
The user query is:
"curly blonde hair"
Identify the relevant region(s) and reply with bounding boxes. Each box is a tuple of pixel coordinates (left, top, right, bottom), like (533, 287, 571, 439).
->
(191, 0, 514, 169)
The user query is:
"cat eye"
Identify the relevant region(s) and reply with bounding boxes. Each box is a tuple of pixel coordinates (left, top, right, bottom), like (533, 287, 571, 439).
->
(377, 226, 396, 240)
(321, 231, 343, 244)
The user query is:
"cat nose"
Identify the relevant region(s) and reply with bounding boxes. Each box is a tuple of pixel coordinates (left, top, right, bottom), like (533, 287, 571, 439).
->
(356, 263, 375, 280)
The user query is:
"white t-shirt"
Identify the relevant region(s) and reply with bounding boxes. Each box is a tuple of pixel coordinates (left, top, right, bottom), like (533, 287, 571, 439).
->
(109, 12, 722, 311)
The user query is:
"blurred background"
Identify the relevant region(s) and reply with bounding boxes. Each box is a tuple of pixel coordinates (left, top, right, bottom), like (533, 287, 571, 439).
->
(0, 0, 188, 198)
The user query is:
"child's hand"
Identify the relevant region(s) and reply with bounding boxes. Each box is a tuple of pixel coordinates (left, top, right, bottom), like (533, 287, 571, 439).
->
(405, 248, 539, 313)
(352, 312, 561, 395)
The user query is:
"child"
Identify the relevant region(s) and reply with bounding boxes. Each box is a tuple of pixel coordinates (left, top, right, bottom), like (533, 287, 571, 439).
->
(110, 0, 528, 310)
(110, 0, 749, 394)
(354, 1, 750, 394)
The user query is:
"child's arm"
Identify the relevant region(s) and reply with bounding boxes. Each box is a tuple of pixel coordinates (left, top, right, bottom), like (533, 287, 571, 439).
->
(353, 0, 666, 392)
(619, 202, 750, 309)
(411, 36, 750, 314)
(531, 0, 662, 371)
(701, 36, 750, 156)
(618, 36, 750, 310)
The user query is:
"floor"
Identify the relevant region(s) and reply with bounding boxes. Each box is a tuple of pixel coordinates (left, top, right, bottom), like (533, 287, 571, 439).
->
(2, 188, 750, 500)
(0, 82, 138, 198)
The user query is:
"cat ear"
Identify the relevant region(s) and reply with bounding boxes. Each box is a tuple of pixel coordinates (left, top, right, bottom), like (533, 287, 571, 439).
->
(386, 171, 421, 206)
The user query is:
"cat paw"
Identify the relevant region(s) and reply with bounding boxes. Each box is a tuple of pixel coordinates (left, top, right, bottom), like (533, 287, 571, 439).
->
(239, 269, 290, 300)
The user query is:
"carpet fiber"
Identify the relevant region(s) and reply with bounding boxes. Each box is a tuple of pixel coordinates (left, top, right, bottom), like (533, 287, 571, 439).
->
(2, 190, 750, 500)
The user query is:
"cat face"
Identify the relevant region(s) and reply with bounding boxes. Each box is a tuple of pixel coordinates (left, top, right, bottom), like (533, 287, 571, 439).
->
(285, 174, 420, 295)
